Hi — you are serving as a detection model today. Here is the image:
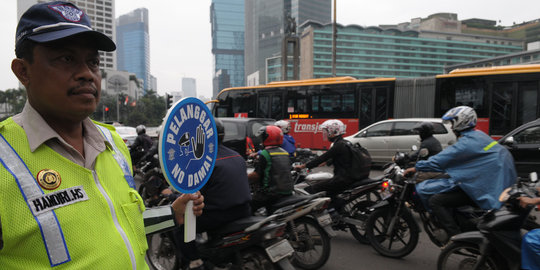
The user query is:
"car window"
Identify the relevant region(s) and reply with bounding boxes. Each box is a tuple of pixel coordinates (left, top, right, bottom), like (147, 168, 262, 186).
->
(366, 122, 392, 137)
(432, 123, 449, 134)
(392, 122, 416, 136)
(513, 125, 540, 144)
(223, 122, 241, 141)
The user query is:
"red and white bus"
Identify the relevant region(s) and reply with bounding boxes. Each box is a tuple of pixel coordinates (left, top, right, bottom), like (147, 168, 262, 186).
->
(211, 65, 540, 149)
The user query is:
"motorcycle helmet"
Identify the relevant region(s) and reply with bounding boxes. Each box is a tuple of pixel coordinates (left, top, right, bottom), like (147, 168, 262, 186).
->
(413, 121, 434, 139)
(442, 106, 477, 132)
(274, 120, 291, 134)
(136, 125, 146, 135)
(215, 118, 225, 143)
(257, 125, 283, 147)
(320, 119, 346, 140)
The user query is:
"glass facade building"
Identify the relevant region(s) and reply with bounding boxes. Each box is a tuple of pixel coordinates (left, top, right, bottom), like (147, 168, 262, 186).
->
(245, 0, 331, 85)
(211, 0, 245, 98)
(297, 22, 524, 79)
(116, 8, 151, 92)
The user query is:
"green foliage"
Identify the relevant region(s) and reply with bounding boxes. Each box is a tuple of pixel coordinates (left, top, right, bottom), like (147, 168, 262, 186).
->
(92, 90, 167, 127)
(0, 88, 27, 121)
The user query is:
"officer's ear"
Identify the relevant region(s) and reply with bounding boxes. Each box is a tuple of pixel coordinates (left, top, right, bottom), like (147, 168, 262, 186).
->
(11, 58, 30, 87)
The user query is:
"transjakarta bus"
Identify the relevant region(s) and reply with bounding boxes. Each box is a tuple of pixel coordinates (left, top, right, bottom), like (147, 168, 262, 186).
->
(211, 64, 540, 150)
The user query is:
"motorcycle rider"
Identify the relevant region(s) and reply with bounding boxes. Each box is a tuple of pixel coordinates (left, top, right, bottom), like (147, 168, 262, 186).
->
(177, 118, 252, 270)
(129, 124, 153, 165)
(409, 121, 442, 160)
(295, 119, 369, 198)
(248, 125, 294, 212)
(518, 195, 540, 269)
(404, 106, 517, 237)
(275, 120, 296, 156)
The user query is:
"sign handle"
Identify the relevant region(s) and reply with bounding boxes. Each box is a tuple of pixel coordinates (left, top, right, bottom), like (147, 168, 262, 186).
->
(184, 200, 196, 242)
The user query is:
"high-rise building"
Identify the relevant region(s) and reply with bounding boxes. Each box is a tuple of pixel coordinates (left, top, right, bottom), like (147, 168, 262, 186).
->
(298, 20, 523, 80)
(116, 8, 151, 92)
(17, 0, 117, 70)
(244, 0, 331, 85)
(210, 0, 245, 98)
(182, 77, 197, 97)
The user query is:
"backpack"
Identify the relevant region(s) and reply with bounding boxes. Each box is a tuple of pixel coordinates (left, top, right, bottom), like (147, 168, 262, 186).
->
(344, 140, 372, 180)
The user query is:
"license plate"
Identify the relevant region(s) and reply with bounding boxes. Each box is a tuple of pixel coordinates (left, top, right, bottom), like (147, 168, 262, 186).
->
(265, 239, 294, 263)
(316, 213, 332, 227)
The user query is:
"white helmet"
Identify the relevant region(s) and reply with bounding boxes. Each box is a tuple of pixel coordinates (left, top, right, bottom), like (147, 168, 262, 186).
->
(274, 120, 291, 134)
(320, 119, 346, 138)
(136, 125, 146, 135)
(442, 106, 477, 132)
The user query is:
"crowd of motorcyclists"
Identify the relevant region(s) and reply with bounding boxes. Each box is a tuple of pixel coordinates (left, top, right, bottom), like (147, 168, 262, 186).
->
(130, 105, 540, 270)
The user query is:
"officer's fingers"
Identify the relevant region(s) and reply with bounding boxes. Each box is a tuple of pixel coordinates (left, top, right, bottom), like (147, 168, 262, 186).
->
(171, 193, 193, 224)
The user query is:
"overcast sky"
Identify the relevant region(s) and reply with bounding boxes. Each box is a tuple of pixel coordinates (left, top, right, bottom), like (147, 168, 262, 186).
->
(1, 0, 540, 98)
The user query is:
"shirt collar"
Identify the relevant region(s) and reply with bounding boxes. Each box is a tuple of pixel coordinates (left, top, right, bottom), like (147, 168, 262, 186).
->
(17, 102, 108, 153)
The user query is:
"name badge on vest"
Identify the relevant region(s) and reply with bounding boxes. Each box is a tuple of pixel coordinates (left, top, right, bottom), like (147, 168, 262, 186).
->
(28, 185, 89, 216)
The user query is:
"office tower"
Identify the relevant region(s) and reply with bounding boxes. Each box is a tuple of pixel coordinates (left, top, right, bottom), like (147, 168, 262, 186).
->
(17, 0, 117, 70)
(244, 0, 331, 85)
(116, 8, 151, 92)
(210, 0, 245, 98)
(182, 77, 197, 97)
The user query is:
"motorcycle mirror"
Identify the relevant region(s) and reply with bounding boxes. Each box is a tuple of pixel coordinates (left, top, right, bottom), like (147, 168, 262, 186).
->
(418, 148, 429, 158)
(499, 187, 511, 202)
(530, 172, 538, 183)
(411, 145, 418, 151)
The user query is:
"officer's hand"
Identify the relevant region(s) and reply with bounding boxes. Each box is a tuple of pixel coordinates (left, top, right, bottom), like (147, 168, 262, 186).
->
(403, 167, 416, 177)
(191, 125, 205, 159)
(171, 191, 205, 225)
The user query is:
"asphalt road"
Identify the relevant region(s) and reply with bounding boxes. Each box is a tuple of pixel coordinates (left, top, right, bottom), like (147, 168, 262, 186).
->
(142, 168, 444, 270)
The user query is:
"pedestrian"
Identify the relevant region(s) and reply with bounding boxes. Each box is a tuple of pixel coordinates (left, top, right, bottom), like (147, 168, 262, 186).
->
(0, 2, 203, 269)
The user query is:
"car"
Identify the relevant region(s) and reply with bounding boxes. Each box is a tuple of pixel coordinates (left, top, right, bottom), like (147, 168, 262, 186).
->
(218, 117, 276, 158)
(499, 118, 540, 178)
(344, 118, 456, 164)
(115, 126, 138, 147)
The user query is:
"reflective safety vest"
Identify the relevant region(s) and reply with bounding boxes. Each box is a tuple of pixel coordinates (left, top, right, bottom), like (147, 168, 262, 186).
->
(0, 118, 149, 270)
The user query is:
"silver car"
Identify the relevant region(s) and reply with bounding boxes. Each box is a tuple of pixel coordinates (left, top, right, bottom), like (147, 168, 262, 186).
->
(115, 126, 138, 147)
(344, 118, 456, 164)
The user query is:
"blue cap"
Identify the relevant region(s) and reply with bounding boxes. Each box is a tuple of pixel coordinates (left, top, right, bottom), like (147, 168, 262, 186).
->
(16, 1, 116, 52)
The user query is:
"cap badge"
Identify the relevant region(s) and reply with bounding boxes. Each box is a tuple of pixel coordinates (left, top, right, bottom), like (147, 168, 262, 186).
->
(49, 5, 84, 22)
(37, 169, 62, 190)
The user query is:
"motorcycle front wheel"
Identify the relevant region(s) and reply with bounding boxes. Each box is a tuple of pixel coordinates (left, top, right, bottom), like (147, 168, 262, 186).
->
(348, 191, 380, 244)
(288, 217, 331, 270)
(365, 207, 419, 258)
(437, 242, 503, 270)
(146, 233, 180, 270)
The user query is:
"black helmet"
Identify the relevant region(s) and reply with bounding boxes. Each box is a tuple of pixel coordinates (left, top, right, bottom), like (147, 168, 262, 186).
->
(215, 118, 225, 143)
(413, 122, 434, 139)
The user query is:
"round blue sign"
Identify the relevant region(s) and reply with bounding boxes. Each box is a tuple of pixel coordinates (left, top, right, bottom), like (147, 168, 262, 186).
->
(159, 97, 218, 193)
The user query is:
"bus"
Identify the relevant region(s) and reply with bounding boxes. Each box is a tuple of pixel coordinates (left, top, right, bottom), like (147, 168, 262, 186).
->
(211, 64, 540, 150)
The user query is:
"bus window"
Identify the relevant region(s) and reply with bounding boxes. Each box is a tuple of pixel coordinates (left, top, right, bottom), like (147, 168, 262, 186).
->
(271, 95, 283, 119)
(518, 81, 538, 125)
(287, 89, 307, 113)
(491, 82, 513, 136)
(258, 96, 269, 118)
(230, 90, 256, 117)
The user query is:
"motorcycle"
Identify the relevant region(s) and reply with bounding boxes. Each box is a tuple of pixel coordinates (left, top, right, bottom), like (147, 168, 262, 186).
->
(437, 172, 540, 270)
(258, 191, 334, 270)
(135, 153, 172, 207)
(364, 150, 540, 259)
(146, 193, 295, 270)
(293, 165, 384, 245)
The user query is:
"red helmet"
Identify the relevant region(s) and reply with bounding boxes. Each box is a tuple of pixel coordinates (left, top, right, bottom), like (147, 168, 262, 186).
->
(257, 125, 283, 147)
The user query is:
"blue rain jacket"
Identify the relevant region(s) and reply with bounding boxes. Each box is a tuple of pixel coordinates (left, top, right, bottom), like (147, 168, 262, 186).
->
(522, 229, 540, 269)
(415, 129, 517, 210)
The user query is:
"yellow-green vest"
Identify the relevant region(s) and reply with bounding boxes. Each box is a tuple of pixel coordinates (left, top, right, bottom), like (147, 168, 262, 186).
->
(0, 118, 149, 269)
